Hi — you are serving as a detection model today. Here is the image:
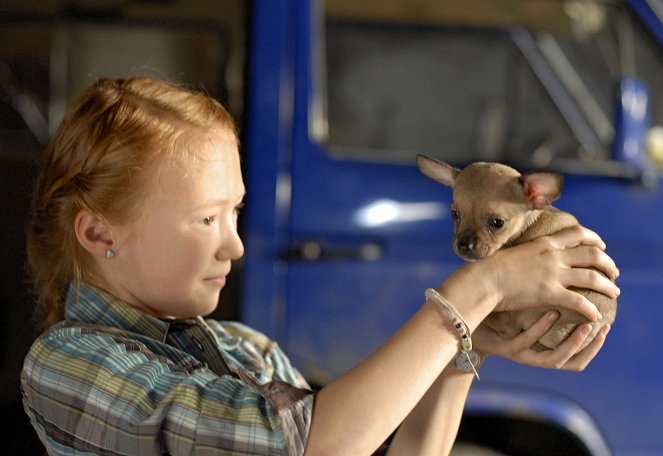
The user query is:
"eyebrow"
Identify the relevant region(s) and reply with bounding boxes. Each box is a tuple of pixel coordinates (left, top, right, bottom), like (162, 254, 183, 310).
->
(193, 192, 246, 212)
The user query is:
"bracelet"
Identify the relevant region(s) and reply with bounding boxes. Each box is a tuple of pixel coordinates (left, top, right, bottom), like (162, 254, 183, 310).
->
(425, 288, 481, 379)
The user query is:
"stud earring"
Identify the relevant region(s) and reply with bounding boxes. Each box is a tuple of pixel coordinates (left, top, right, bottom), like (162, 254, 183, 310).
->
(105, 249, 115, 259)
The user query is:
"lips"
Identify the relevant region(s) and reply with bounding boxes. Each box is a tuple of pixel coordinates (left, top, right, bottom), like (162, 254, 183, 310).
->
(204, 274, 228, 287)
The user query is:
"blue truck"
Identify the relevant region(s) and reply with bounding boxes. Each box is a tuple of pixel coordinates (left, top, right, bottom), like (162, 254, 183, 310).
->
(241, 0, 663, 454)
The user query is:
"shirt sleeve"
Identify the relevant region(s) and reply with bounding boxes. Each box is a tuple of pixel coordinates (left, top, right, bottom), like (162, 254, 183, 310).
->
(21, 326, 315, 456)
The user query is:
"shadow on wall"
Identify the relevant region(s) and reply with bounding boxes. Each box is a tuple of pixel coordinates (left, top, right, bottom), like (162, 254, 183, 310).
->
(0, 157, 46, 454)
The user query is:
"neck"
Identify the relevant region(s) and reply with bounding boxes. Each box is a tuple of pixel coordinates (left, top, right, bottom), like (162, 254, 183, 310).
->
(508, 209, 545, 245)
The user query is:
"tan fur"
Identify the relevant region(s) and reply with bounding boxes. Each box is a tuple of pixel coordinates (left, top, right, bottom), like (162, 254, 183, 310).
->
(417, 155, 616, 351)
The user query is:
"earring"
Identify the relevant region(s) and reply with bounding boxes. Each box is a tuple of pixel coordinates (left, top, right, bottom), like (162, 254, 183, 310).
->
(105, 249, 115, 259)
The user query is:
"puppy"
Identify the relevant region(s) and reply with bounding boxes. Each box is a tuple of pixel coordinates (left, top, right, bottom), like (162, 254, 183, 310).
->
(416, 155, 616, 351)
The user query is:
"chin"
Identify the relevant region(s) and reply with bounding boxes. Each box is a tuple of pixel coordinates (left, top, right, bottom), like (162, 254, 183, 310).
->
(455, 247, 492, 262)
(199, 303, 220, 317)
(196, 293, 222, 317)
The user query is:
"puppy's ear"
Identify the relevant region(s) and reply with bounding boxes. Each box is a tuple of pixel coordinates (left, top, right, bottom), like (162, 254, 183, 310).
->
(416, 155, 459, 188)
(519, 172, 563, 209)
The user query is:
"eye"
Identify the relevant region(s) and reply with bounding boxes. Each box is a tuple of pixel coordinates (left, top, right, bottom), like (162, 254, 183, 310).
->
(450, 208, 461, 221)
(201, 215, 216, 226)
(234, 202, 245, 216)
(488, 217, 505, 229)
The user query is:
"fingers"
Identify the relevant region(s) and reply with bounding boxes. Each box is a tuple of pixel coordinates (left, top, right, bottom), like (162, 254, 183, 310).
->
(553, 245, 619, 321)
(541, 323, 611, 371)
(548, 225, 606, 251)
(474, 311, 559, 358)
(565, 324, 611, 371)
(543, 228, 619, 280)
(554, 288, 603, 322)
(510, 311, 560, 349)
(474, 313, 611, 372)
(561, 267, 620, 299)
(563, 244, 620, 282)
(536, 324, 593, 369)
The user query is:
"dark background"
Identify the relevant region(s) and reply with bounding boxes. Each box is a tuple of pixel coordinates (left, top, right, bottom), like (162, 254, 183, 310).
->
(0, 1, 249, 452)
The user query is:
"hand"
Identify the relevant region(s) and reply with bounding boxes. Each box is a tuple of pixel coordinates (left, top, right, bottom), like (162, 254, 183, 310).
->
(484, 226, 619, 321)
(473, 310, 611, 371)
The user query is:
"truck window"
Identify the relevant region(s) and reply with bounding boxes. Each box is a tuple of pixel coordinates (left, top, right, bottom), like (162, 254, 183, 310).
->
(316, 0, 663, 171)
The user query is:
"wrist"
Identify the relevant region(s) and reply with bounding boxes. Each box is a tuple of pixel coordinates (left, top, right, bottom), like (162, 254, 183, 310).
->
(436, 261, 499, 331)
(425, 288, 483, 379)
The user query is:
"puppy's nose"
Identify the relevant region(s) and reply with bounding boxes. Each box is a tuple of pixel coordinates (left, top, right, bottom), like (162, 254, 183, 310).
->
(457, 232, 476, 253)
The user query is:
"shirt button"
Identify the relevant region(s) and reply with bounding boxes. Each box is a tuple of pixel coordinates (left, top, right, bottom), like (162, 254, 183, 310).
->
(192, 337, 205, 352)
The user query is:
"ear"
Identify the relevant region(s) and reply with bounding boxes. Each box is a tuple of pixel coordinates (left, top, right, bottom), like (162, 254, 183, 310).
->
(416, 154, 459, 188)
(519, 172, 563, 209)
(74, 209, 114, 257)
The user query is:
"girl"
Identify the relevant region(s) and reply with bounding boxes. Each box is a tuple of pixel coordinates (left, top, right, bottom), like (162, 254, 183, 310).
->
(22, 77, 619, 455)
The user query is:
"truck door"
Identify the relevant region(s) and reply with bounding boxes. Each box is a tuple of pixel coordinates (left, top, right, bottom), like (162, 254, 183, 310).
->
(243, 0, 663, 453)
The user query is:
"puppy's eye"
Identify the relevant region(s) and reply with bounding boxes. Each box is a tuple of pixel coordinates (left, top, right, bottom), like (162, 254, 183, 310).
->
(450, 209, 460, 221)
(489, 217, 505, 229)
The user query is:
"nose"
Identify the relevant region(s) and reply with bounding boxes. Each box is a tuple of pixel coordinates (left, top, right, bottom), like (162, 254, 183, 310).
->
(216, 216, 244, 261)
(226, 230, 244, 260)
(457, 231, 476, 254)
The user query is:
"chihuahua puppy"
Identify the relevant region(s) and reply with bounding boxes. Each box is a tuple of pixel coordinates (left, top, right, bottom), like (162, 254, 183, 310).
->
(416, 155, 616, 351)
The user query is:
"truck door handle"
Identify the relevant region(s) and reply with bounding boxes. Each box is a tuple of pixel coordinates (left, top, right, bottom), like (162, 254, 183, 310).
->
(281, 240, 383, 262)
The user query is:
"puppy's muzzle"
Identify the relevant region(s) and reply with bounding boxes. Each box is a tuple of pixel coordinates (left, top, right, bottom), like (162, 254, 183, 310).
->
(454, 230, 490, 261)
(457, 230, 477, 255)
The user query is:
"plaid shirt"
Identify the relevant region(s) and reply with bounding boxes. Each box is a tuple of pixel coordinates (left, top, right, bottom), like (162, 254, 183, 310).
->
(21, 284, 314, 455)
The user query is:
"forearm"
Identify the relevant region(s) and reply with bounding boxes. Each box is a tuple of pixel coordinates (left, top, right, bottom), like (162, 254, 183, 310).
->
(305, 270, 495, 456)
(306, 302, 459, 455)
(386, 366, 474, 456)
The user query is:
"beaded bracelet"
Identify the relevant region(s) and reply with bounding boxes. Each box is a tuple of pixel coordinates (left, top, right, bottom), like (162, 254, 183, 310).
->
(425, 288, 481, 379)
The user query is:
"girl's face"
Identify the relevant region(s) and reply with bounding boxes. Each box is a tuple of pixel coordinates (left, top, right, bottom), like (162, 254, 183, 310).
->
(107, 135, 245, 319)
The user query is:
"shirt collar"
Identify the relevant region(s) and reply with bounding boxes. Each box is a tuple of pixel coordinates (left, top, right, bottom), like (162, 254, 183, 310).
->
(63, 282, 181, 341)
